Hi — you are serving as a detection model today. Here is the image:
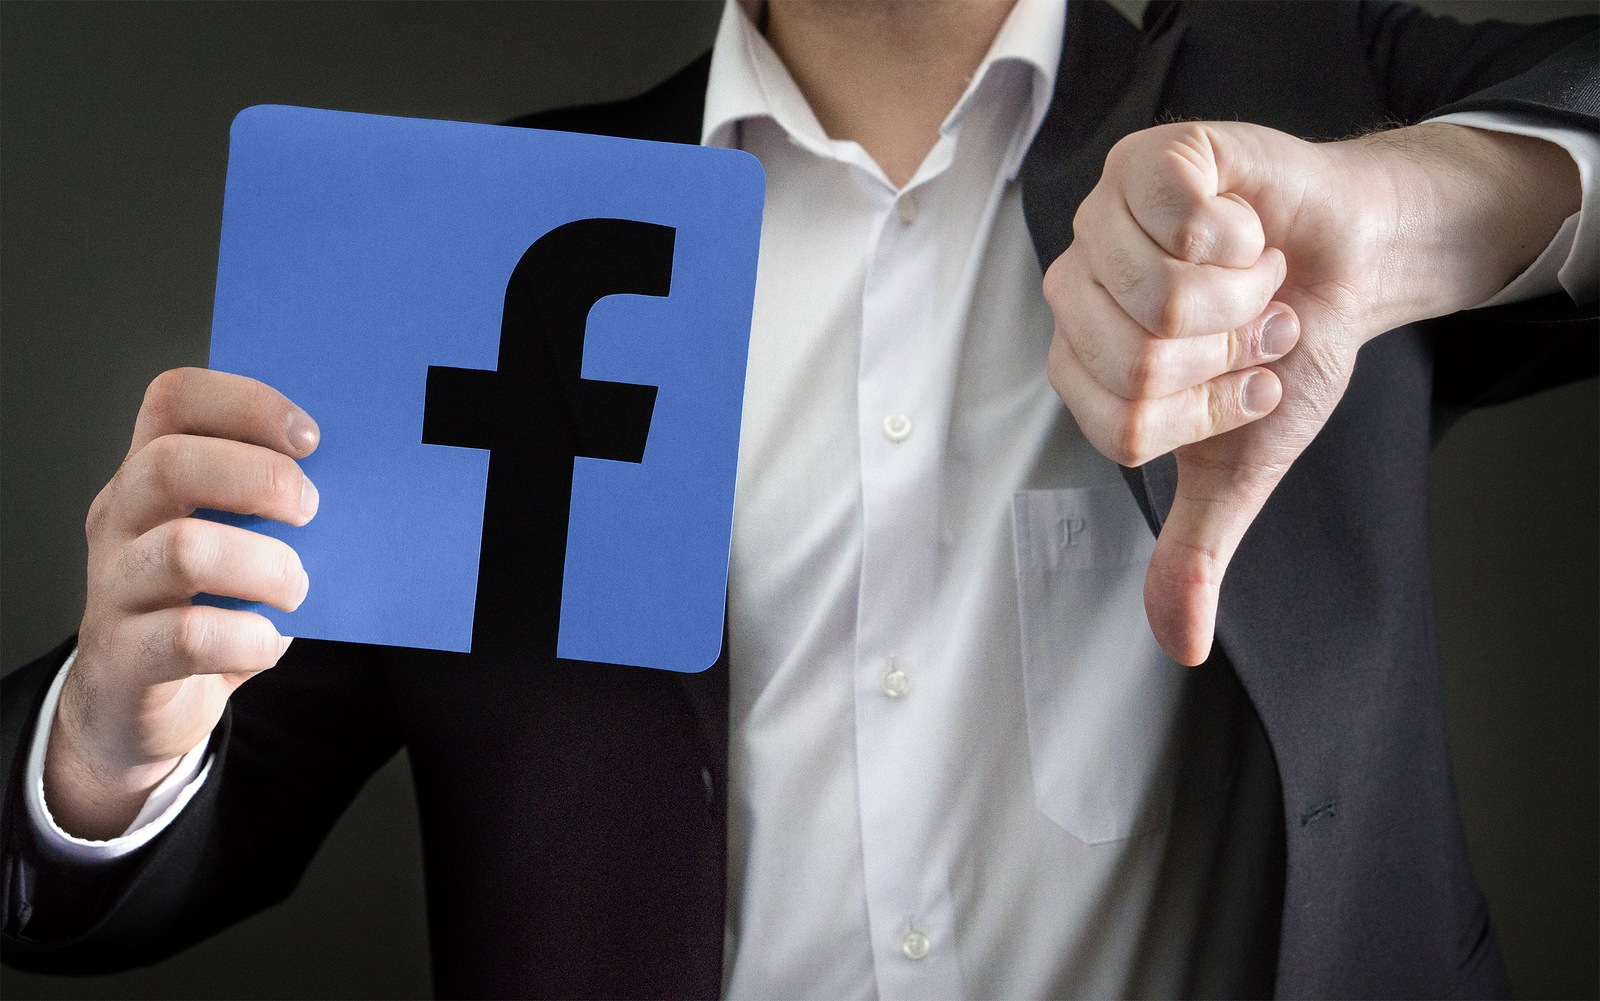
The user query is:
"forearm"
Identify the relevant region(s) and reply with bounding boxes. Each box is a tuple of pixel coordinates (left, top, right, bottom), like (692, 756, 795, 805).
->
(1352, 122, 1581, 327)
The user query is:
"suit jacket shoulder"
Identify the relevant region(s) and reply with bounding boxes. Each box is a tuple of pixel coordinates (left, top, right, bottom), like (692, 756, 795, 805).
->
(504, 53, 709, 145)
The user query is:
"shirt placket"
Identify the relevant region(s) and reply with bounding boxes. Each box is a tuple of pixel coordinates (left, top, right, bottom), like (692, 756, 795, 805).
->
(851, 163, 970, 1001)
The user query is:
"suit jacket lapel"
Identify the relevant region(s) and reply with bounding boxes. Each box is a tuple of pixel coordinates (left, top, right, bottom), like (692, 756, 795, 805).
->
(1020, 0, 1188, 274)
(1018, 0, 1188, 535)
(647, 57, 735, 769)
(513, 53, 731, 767)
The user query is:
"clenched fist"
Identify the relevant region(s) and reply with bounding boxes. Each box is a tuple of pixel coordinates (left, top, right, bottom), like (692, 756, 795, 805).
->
(1045, 120, 1579, 666)
(49, 368, 319, 838)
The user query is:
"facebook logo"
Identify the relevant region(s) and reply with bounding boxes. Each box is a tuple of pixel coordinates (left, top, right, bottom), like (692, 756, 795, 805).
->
(203, 106, 764, 673)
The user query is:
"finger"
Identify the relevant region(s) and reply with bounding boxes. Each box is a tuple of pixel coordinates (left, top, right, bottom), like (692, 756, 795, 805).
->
(1084, 193, 1287, 339)
(1143, 451, 1283, 667)
(131, 367, 318, 459)
(108, 517, 309, 614)
(1060, 266, 1301, 399)
(103, 434, 319, 537)
(1114, 128, 1267, 267)
(118, 604, 290, 685)
(1049, 331, 1283, 468)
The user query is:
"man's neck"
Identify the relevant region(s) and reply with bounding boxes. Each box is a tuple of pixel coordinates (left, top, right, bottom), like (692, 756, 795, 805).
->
(761, 0, 1017, 188)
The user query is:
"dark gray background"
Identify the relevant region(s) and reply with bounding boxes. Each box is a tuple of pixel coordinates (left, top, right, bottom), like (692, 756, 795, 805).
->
(2, 1, 1594, 997)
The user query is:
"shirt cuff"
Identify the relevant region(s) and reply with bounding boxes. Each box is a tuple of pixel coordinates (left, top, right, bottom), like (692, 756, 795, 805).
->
(24, 648, 214, 862)
(1425, 111, 1599, 308)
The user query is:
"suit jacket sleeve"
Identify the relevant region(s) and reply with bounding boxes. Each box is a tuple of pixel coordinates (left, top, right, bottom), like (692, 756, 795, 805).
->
(1362, 0, 1598, 131)
(1355, 0, 1599, 413)
(0, 54, 715, 981)
(1, 638, 405, 974)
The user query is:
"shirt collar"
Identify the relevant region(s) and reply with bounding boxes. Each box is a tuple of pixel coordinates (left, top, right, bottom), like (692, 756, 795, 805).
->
(701, 0, 837, 157)
(701, 0, 1066, 180)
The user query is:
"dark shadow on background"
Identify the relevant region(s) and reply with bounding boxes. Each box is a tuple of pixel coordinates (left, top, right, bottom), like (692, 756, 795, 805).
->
(1, 1, 1593, 998)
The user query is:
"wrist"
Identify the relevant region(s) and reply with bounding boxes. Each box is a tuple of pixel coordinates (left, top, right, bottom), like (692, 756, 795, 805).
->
(44, 666, 182, 840)
(1346, 122, 1580, 325)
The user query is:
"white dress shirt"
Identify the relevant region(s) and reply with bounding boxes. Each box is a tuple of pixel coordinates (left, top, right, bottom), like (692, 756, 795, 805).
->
(28, 1, 1598, 998)
(712, 1, 1263, 995)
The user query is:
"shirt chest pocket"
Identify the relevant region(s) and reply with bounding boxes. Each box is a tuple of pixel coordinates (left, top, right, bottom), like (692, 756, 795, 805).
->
(1011, 485, 1189, 844)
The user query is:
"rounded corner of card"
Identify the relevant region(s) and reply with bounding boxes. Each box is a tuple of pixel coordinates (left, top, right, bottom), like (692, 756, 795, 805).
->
(714, 146, 767, 194)
(676, 629, 726, 675)
(229, 103, 290, 138)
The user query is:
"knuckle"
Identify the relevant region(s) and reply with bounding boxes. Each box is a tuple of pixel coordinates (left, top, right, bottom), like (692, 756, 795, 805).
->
(1041, 249, 1074, 305)
(1106, 247, 1144, 298)
(1070, 200, 1089, 238)
(244, 379, 289, 434)
(1071, 190, 1101, 239)
(1045, 336, 1070, 399)
(1069, 323, 1105, 370)
(1107, 129, 1158, 175)
(266, 542, 302, 591)
(1144, 176, 1194, 226)
(141, 370, 179, 422)
(115, 534, 158, 583)
(142, 368, 199, 426)
(169, 605, 214, 665)
(1171, 217, 1217, 263)
(1234, 320, 1264, 367)
(1125, 347, 1166, 399)
(1103, 136, 1133, 174)
(252, 619, 285, 663)
(163, 519, 215, 593)
(234, 615, 268, 659)
(1110, 405, 1156, 467)
(141, 434, 188, 490)
(137, 623, 169, 675)
(137, 615, 179, 675)
(224, 615, 279, 672)
(1245, 265, 1279, 315)
(1155, 282, 1193, 338)
(1205, 381, 1236, 434)
(85, 483, 115, 539)
(257, 453, 299, 512)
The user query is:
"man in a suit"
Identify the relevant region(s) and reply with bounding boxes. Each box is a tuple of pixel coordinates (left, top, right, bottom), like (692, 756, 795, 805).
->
(3, 1, 1595, 997)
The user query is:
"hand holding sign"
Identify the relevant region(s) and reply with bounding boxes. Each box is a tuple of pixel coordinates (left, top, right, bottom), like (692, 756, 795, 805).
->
(58, 368, 320, 838)
(46, 107, 764, 839)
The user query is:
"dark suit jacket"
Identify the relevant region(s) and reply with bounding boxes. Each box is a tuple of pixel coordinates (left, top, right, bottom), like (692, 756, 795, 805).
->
(3, 3, 1596, 997)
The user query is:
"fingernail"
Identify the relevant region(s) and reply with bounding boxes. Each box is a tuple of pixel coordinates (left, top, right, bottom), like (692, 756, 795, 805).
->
(1261, 310, 1298, 357)
(1243, 373, 1278, 415)
(286, 408, 319, 454)
(300, 475, 320, 521)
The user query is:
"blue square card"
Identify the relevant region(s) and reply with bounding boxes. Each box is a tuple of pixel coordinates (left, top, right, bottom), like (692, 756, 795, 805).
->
(203, 105, 764, 672)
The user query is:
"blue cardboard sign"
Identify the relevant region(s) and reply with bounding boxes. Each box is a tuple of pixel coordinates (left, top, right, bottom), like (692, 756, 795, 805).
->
(202, 105, 764, 672)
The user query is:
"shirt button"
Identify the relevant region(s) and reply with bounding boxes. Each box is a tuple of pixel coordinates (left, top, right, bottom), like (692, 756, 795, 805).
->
(881, 667, 910, 698)
(901, 930, 931, 960)
(896, 193, 920, 224)
(882, 414, 912, 442)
